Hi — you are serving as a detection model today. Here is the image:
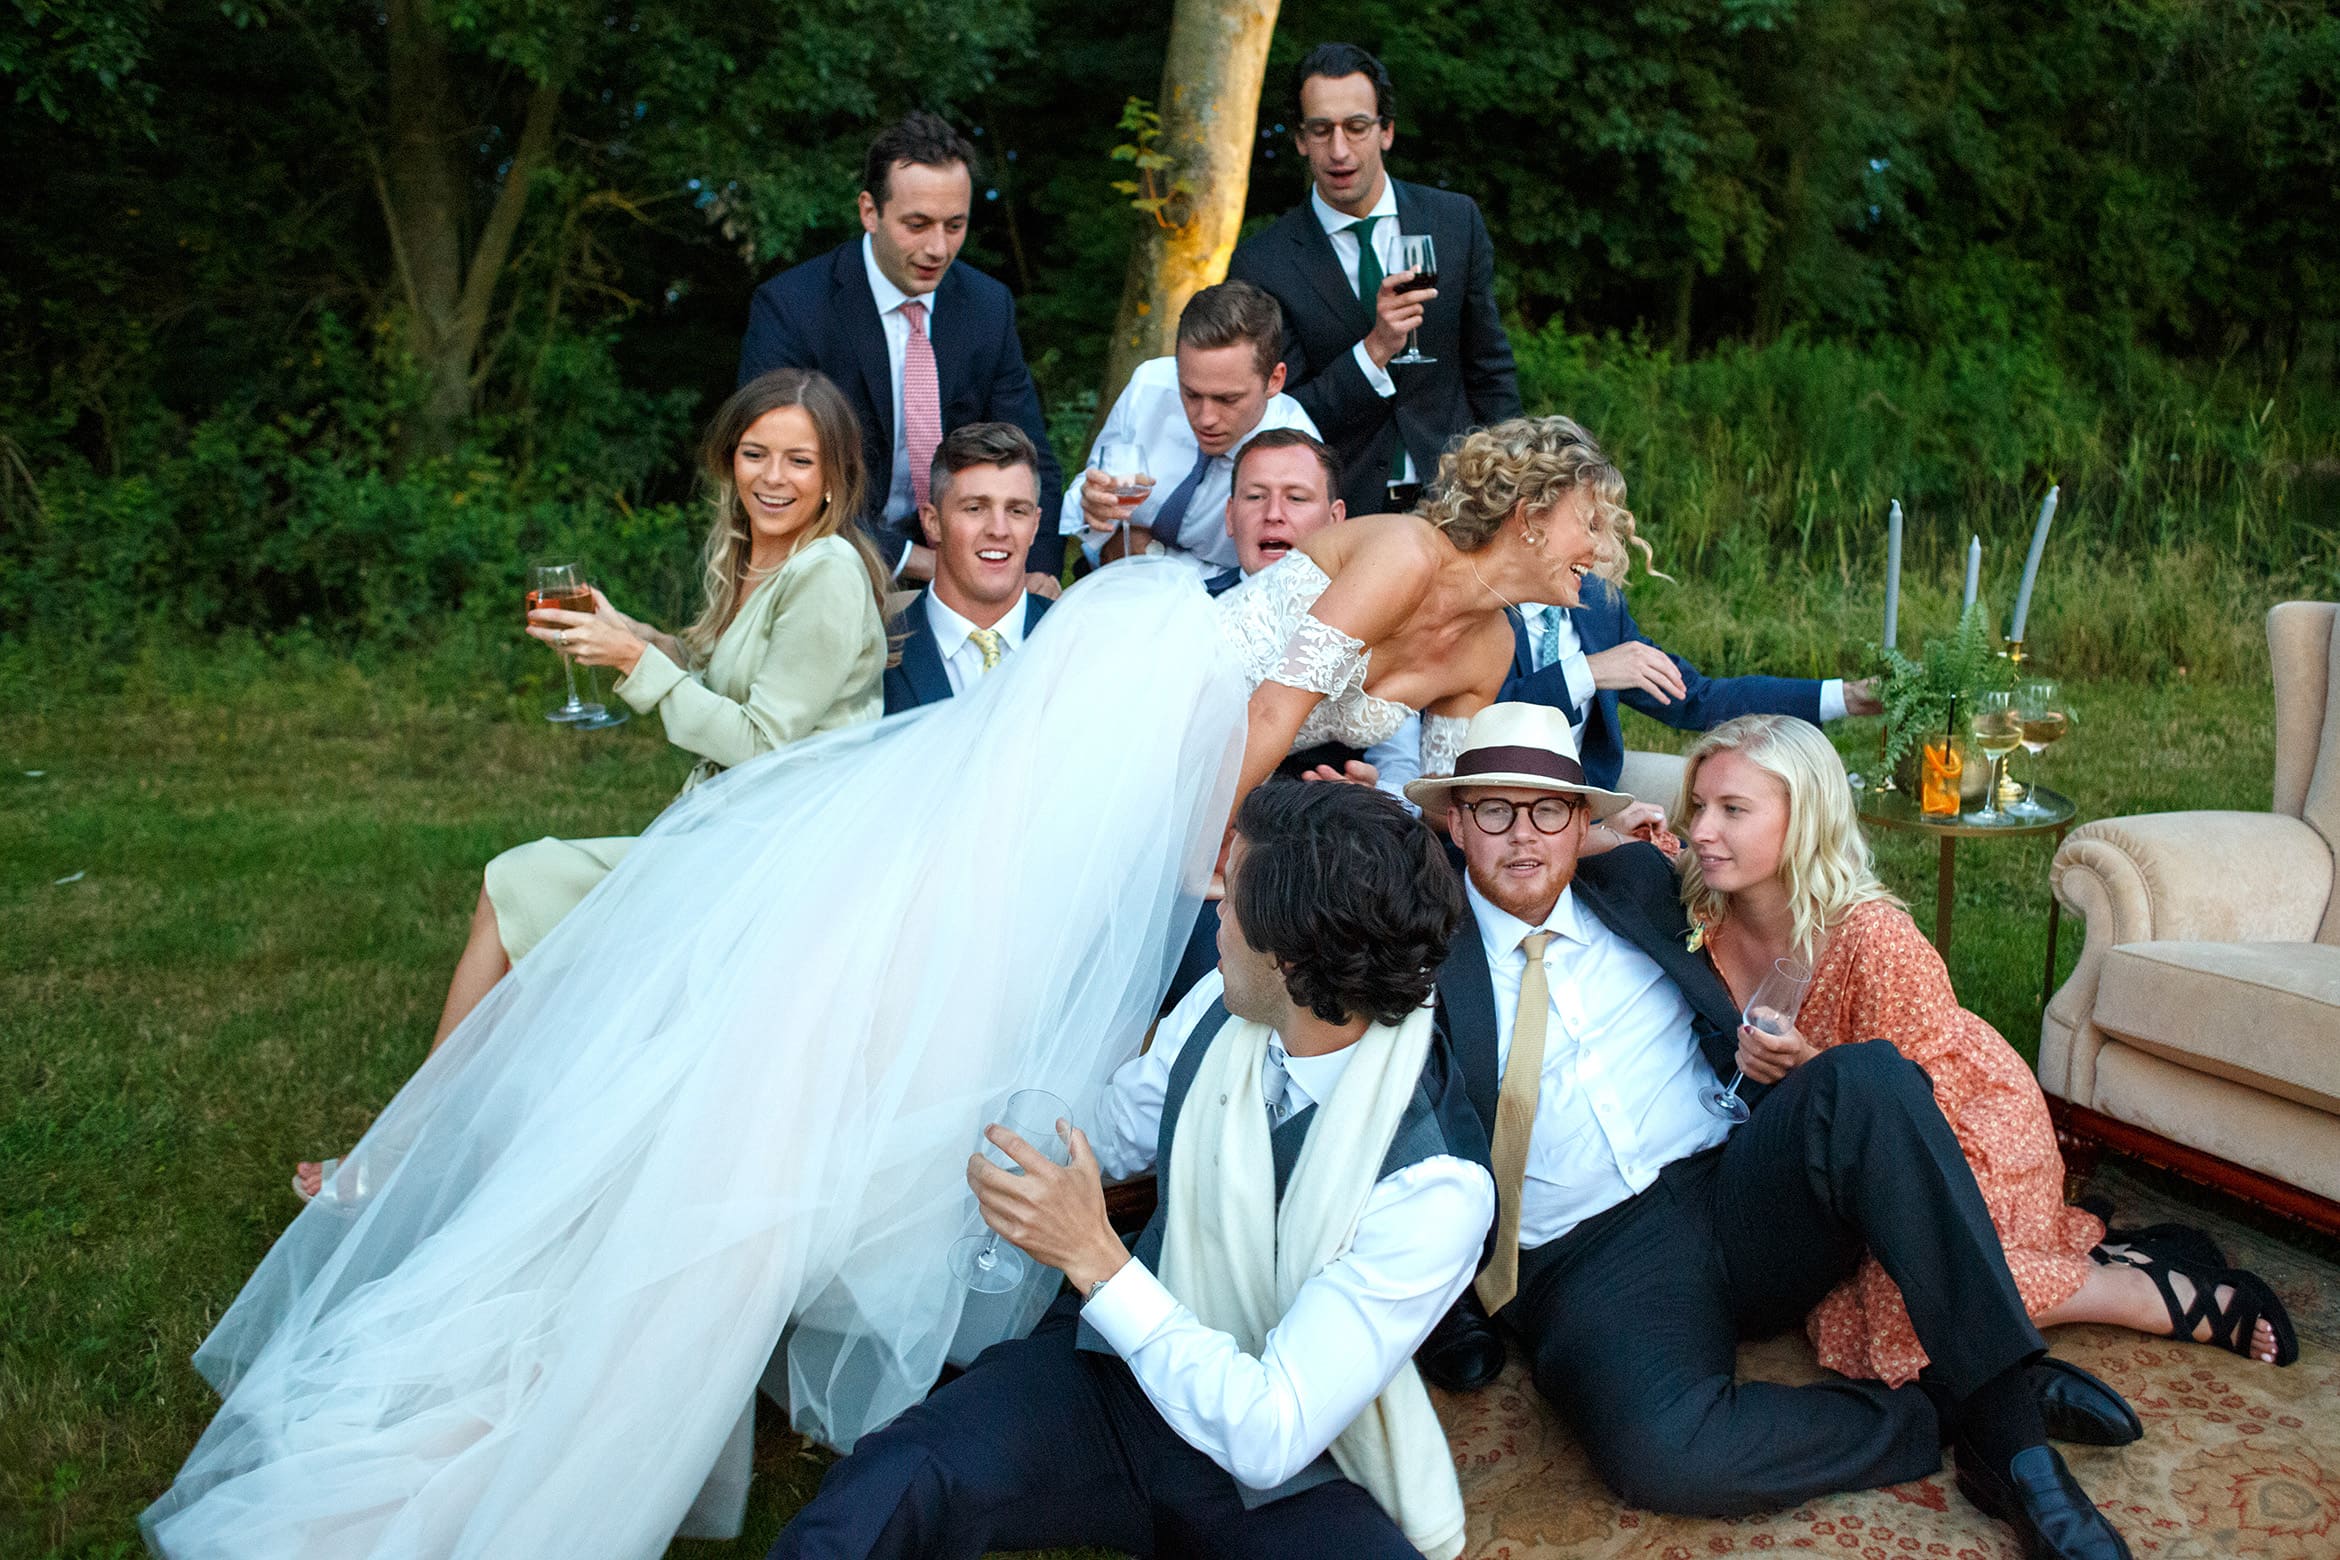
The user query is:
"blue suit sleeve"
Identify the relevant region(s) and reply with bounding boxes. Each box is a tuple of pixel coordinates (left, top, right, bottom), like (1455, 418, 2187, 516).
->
(737, 277, 809, 388)
(1608, 591, 1825, 730)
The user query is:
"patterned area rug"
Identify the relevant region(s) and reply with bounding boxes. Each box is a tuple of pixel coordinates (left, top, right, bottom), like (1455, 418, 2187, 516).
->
(1434, 1164, 2340, 1559)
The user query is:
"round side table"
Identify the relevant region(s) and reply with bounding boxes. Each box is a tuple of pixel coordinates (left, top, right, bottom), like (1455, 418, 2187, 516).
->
(1857, 784, 2079, 1008)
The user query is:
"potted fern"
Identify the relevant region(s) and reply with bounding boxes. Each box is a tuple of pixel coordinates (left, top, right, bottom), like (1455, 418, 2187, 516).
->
(1874, 605, 2012, 793)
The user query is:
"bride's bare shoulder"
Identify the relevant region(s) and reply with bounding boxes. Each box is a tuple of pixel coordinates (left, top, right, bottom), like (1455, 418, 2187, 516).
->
(1306, 513, 1443, 581)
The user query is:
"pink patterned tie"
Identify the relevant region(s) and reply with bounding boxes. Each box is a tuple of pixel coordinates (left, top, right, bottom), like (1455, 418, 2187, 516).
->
(900, 299, 942, 509)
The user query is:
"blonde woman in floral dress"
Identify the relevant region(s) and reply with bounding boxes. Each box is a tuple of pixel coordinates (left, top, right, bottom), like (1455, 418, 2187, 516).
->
(1673, 714, 2294, 1386)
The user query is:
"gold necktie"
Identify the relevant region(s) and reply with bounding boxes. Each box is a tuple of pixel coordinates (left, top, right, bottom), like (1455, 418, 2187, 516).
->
(968, 627, 1004, 671)
(1476, 930, 1554, 1313)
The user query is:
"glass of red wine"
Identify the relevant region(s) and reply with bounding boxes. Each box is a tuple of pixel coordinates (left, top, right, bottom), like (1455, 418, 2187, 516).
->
(527, 561, 624, 728)
(1388, 233, 1438, 366)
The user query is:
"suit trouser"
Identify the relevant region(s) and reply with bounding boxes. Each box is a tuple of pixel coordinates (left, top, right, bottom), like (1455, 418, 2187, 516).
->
(768, 1301, 1417, 1560)
(1504, 1039, 2045, 1516)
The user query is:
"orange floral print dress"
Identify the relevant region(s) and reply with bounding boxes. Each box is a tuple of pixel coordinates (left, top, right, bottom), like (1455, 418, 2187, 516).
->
(1786, 900, 2103, 1386)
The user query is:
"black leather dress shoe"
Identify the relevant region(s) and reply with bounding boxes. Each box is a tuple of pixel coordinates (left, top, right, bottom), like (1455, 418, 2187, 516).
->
(2031, 1358, 2142, 1447)
(1416, 1295, 1505, 1392)
(1955, 1441, 2133, 1559)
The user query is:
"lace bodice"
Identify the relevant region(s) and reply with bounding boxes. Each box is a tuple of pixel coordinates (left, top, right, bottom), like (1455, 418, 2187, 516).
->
(1214, 554, 1469, 775)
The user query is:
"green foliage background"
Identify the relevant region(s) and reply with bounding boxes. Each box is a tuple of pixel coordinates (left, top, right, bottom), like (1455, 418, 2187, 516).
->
(4, 0, 2338, 670)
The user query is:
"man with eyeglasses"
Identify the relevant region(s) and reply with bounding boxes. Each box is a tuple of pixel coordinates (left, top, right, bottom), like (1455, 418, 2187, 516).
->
(1406, 703, 2135, 1560)
(1227, 42, 1520, 521)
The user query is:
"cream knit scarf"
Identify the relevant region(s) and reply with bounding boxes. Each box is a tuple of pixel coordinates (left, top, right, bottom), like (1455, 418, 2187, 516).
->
(1156, 1002, 1466, 1560)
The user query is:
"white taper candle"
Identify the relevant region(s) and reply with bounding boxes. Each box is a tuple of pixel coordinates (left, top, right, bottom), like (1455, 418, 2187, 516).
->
(2009, 485, 2059, 642)
(1883, 499, 1903, 651)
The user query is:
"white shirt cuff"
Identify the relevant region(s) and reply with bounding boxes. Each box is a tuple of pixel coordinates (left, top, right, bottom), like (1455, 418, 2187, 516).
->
(1081, 1256, 1180, 1354)
(1819, 678, 1848, 723)
(892, 539, 914, 579)
(1351, 340, 1396, 398)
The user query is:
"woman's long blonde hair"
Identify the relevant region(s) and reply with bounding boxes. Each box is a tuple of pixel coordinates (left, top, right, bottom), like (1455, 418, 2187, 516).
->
(681, 368, 889, 659)
(1419, 414, 1657, 580)
(1673, 714, 1901, 957)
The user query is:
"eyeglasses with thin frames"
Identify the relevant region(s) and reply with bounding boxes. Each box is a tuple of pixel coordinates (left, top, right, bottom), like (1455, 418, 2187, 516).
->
(1297, 115, 1388, 147)
(1457, 796, 1584, 835)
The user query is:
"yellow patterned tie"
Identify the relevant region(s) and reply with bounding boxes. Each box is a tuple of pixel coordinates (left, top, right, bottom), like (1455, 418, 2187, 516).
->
(1477, 930, 1554, 1313)
(969, 627, 1004, 672)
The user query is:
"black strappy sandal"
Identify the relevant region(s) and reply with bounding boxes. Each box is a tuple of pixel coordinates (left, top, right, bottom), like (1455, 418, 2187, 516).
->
(2075, 1195, 2229, 1271)
(2139, 1257, 2300, 1367)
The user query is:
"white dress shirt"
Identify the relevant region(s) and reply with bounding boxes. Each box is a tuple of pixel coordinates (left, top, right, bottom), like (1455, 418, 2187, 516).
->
(861, 235, 939, 539)
(1518, 601, 1849, 724)
(923, 590, 1027, 696)
(1464, 877, 1730, 1250)
(1060, 355, 1319, 570)
(1086, 970, 1494, 1489)
(1308, 181, 1415, 486)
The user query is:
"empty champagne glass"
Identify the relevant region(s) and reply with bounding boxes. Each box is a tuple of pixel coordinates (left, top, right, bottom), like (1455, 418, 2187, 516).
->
(1967, 689, 2023, 824)
(1699, 956, 1813, 1124)
(2005, 679, 2068, 819)
(528, 561, 605, 723)
(1388, 234, 1439, 366)
(951, 1089, 1075, 1294)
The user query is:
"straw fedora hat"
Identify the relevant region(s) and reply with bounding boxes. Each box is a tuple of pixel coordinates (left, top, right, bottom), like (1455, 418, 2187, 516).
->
(1403, 701, 1636, 820)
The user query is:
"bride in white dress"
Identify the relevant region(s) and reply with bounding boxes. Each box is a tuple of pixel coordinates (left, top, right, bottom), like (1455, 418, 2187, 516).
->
(143, 416, 1639, 1559)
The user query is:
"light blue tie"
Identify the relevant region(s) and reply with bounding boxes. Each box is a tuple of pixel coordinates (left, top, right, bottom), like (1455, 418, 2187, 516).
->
(1536, 606, 1564, 674)
(1149, 447, 1215, 552)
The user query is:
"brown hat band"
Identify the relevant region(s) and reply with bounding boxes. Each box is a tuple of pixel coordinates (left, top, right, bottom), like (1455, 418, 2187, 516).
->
(1452, 744, 1587, 787)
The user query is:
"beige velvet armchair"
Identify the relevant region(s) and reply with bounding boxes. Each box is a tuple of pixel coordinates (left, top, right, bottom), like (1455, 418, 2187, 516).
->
(2040, 601, 2340, 1232)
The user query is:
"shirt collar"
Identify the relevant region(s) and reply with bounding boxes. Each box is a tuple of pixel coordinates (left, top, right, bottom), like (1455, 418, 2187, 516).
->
(925, 588, 1026, 659)
(1466, 875, 1588, 966)
(861, 232, 936, 319)
(1309, 177, 1398, 238)
(1267, 1034, 1360, 1116)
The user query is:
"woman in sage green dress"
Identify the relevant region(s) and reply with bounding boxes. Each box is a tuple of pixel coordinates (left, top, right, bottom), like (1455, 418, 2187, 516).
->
(294, 367, 890, 1199)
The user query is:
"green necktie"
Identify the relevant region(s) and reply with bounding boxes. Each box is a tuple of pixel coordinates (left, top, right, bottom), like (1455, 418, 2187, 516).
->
(1347, 216, 1384, 330)
(1348, 215, 1408, 487)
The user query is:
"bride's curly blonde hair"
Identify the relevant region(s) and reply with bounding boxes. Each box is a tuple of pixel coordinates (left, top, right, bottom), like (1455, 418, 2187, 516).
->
(1419, 414, 1657, 581)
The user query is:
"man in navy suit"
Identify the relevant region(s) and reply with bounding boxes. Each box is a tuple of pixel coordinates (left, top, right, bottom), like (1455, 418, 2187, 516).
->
(1227, 44, 1520, 520)
(882, 423, 1054, 715)
(1502, 577, 1881, 795)
(738, 113, 1064, 591)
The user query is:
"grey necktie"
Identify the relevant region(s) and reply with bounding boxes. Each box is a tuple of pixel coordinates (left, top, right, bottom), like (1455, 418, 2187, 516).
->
(1263, 1040, 1295, 1127)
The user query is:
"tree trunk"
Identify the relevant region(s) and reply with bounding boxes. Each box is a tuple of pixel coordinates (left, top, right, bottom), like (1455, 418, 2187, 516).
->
(382, 0, 558, 461)
(1093, 0, 1281, 449)
(1752, 141, 1807, 347)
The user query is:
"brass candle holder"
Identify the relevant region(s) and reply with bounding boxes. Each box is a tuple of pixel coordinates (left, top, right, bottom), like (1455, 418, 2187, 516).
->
(1994, 639, 2031, 804)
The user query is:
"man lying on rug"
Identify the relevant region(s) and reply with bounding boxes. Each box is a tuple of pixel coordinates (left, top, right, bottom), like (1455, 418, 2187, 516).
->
(1407, 702, 2132, 1560)
(767, 778, 1493, 1560)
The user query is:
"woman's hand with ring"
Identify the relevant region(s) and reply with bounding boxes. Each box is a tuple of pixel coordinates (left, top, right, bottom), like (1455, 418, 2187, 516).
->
(528, 607, 646, 675)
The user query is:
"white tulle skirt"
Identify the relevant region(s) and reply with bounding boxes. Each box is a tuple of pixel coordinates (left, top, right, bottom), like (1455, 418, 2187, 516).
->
(142, 563, 1247, 1559)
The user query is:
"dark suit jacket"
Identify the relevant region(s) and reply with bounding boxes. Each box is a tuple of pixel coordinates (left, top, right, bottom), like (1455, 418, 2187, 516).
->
(881, 588, 1054, 714)
(1433, 841, 1756, 1149)
(1226, 179, 1521, 518)
(1501, 576, 1825, 793)
(738, 241, 1064, 575)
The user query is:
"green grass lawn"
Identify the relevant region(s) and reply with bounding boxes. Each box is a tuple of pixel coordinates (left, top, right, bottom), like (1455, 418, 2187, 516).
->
(0, 648, 2277, 1557)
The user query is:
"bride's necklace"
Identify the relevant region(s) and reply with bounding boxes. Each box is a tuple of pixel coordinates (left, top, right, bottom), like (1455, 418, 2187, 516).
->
(1468, 560, 1516, 613)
